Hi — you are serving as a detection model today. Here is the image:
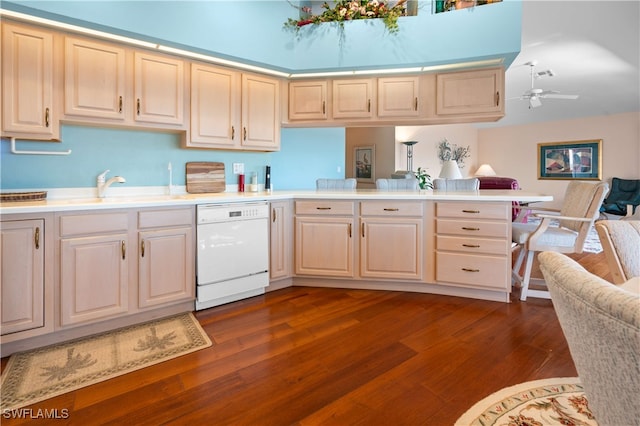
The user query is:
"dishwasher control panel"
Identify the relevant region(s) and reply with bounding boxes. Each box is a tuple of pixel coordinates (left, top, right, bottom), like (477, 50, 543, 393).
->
(197, 202, 269, 224)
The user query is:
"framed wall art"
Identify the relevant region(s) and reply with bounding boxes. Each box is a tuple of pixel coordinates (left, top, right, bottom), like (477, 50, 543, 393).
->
(538, 139, 602, 180)
(354, 145, 375, 183)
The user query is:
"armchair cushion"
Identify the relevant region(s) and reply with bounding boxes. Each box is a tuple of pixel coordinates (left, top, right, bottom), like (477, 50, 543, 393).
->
(512, 222, 578, 246)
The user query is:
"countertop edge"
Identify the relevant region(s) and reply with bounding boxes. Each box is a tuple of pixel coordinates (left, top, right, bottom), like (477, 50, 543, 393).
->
(0, 190, 553, 215)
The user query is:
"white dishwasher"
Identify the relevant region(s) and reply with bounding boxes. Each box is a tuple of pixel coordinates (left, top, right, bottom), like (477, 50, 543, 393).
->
(195, 202, 269, 311)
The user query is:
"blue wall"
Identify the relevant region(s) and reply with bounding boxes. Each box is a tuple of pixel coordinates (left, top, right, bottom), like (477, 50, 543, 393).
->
(0, 126, 345, 190)
(3, 1, 522, 72)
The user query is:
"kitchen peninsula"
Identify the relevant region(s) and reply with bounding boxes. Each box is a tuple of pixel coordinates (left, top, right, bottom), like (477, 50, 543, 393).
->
(1, 189, 551, 355)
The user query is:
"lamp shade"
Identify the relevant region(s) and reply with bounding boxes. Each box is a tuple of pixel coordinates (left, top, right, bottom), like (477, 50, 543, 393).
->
(439, 160, 462, 179)
(475, 164, 497, 176)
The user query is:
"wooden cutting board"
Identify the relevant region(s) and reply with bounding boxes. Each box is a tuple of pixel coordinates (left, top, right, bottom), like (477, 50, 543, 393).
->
(186, 162, 225, 193)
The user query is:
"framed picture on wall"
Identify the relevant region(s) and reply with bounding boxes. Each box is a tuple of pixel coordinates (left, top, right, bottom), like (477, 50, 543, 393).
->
(538, 139, 602, 180)
(354, 145, 375, 183)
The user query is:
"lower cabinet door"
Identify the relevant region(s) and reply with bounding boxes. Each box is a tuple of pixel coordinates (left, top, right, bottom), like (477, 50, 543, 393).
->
(60, 234, 129, 326)
(138, 227, 194, 308)
(1, 219, 45, 335)
(360, 218, 423, 280)
(295, 217, 354, 277)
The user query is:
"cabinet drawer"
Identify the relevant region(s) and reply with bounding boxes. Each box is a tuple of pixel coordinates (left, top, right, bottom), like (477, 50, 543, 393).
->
(360, 201, 424, 217)
(437, 235, 508, 255)
(436, 252, 509, 290)
(138, 207, 194, 229)
(436, 219, 508, 238)
(295, 201, 354, 216)
(59, 212, 129, 237)
(436, 202, 509, 220)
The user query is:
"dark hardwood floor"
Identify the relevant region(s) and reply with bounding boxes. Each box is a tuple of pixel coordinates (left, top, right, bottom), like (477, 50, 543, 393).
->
(1, 251, 608, 425)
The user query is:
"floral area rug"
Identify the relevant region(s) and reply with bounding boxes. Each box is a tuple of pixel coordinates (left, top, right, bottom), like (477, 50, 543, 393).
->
(1, 312, 211, 412)
(456, 377, 598, 426)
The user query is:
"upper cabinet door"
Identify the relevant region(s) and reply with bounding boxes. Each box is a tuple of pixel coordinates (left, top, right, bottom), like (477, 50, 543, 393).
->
(289, 80, 327, 121)
(1, 23, 58, 139)
(377, 76, 420, 118)
(241, 73, 280, 150)
(332, 79, 374, 119)
(65, 37, 126, 120)
(189, 63, 240, 148)
(134, 52, 184, 125)
(436, 68, 504, 116)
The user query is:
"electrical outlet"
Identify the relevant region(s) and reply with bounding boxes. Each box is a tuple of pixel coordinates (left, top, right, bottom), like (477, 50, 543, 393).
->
(233, 163, 244, 174)
(337, 166, 342, 173)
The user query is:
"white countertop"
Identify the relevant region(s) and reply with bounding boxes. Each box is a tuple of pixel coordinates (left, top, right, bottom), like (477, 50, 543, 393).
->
(0, 189, 553, 214)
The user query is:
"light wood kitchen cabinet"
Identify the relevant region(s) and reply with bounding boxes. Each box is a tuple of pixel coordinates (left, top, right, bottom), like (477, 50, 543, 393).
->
(58, 207, 195, 327)
(294, 201, 355, 278)
(288, 80, 327, 121)
(64, 36, 127, 120)
(241, 73, 280, 150)
(137, 208, 194, 308)
(270, 200, 293, 281)
(359, 201, 424, 280)
(59, 212, 130, 327)
(134, 51, 185, 126)
(1, 22, 59, 140)
(436, 68, 504, 116)
(1, 219, 46, 336)
(377, 76, 420, 118)
(332, 78, 374, 119)
(188, 66, 280, 151)
(189, 63, 240, 148)
(435, 201, 510, 291)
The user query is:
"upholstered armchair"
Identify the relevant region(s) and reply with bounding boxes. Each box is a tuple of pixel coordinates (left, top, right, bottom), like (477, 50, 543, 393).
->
(512, 181, 609, 301)
(478, 176, 522, 221)
(316, 178, 357, 190)
(595, 220, 640, 284)
(538, 251, 639, 426)
(375, 178, 419, 190)
(600, 177, 640, 217)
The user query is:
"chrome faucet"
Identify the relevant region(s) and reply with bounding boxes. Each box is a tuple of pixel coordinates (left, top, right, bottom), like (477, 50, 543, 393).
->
(97, 169, 126, 198)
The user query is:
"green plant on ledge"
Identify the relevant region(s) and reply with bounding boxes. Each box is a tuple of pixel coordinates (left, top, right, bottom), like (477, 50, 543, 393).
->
(284, 0, 407, 35)
(415, 167, 433, 190)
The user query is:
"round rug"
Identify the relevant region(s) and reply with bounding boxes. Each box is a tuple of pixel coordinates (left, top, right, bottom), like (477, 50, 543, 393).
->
(456, 377, 598, 426)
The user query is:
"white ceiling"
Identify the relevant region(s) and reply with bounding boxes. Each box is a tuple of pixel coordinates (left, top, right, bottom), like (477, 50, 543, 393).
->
(480, 0, 640, 128)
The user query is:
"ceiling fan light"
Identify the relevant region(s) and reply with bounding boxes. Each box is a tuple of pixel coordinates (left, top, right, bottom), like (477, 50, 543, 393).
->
(529, 96, 542, 108)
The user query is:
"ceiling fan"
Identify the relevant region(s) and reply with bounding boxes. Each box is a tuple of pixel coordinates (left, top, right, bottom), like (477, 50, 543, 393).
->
(517, 61, 579, 109)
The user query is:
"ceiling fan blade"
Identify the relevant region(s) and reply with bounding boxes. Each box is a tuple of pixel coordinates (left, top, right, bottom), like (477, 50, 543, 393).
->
(542, 94, 579, 100)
